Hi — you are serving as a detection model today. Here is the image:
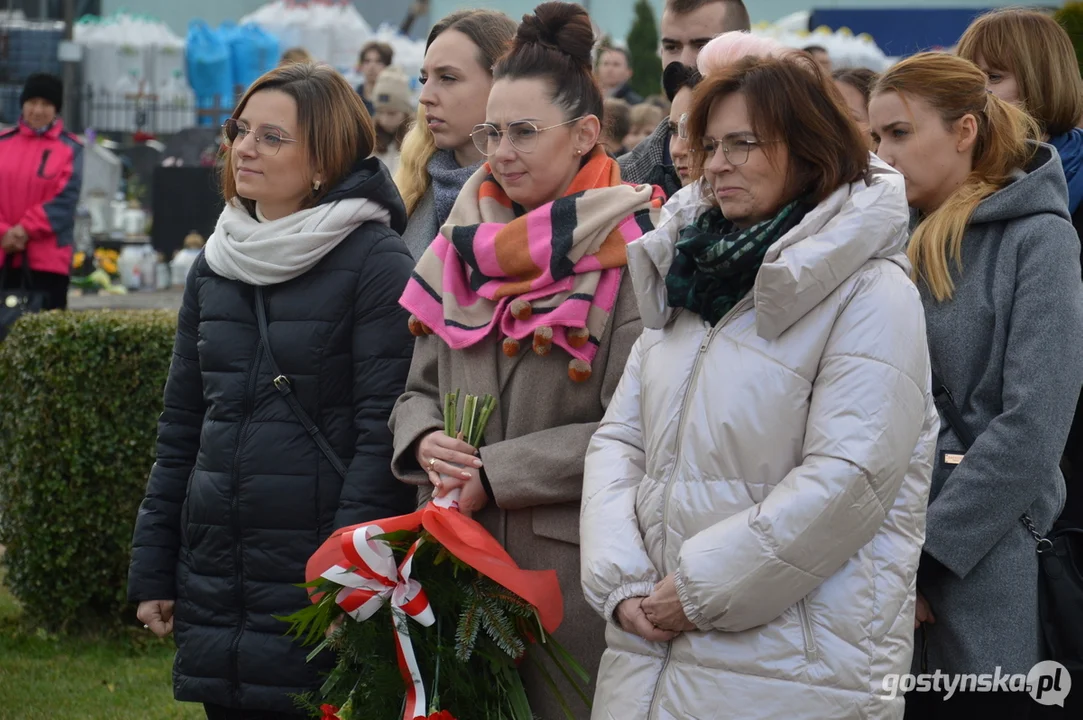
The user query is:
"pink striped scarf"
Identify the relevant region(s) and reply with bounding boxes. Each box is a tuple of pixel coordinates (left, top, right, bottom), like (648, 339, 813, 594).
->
(400, 147, 663, 381)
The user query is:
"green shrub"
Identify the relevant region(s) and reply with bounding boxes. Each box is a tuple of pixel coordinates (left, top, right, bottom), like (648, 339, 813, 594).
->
(1055, 3, 1083, 76)
(627, 0, 663, 100)
(0, 309, 176, 633)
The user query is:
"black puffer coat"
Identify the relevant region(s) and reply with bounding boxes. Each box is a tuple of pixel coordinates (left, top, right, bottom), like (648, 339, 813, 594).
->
(127, 158, 418, 713)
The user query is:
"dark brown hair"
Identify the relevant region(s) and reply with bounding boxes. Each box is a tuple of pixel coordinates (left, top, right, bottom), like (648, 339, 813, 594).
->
(832, 67, 879, 106)
(666, 0, 750, 31)
(493, 2, 604, 123)
(604, 97, 632, 142)
(687, 55, 868, 203)
(359, 41, 393, 67)
(221, 62, 375, 215)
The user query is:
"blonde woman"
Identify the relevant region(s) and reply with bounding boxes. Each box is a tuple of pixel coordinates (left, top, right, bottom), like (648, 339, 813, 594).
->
(870, 53, 1083, 717)
(394, 10, 517, 258)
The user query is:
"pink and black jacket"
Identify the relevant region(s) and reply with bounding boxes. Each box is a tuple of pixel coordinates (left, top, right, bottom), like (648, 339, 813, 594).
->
(0, 118, 84, 275)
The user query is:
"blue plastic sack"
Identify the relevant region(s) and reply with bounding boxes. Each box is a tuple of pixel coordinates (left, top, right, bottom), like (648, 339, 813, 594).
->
(186, 20, 233, 126)
(224, 22, 280, 90)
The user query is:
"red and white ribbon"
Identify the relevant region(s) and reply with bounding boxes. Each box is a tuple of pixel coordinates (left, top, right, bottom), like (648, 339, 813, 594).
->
(321, 523, 436, 720)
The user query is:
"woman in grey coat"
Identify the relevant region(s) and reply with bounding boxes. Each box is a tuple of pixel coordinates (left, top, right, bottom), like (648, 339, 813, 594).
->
(870, 53, 1083, 717)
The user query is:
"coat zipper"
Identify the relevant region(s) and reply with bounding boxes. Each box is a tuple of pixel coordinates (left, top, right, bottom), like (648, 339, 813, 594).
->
(647, 297, 752, 720)
(797, 598, 819, 662)
(228, 339, 263, 702)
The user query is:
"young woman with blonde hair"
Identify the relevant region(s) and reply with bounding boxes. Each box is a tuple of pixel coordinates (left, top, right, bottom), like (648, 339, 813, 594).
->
(870, 52, 1083, 717)
(394, 9, 517, 258)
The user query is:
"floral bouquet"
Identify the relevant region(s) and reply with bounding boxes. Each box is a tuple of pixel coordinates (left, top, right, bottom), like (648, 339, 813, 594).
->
(281, 392, 591, 720)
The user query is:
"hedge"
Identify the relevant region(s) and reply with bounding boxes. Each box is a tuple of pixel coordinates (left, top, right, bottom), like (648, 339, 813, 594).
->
(0, 309, 176, 632)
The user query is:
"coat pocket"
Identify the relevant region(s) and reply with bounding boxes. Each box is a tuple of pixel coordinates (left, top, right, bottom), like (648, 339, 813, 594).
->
(531, 503, 580, 545)
(797, 598, 819, 662)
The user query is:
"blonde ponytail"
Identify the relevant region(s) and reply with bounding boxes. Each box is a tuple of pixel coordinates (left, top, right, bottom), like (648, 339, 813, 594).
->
(874, 54, 1039, 301)
(394, 105, 438, 216)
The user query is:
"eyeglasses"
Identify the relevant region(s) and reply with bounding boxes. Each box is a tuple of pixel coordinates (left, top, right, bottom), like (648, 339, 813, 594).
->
(470, 117, 585, 157)
(678, 113, 689, 141)
(701, 136, 779, 167)
(222, 118, 298, 157)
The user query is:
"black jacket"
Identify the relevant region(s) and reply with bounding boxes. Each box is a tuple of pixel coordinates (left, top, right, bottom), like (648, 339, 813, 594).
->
(127, 158, 417, 712)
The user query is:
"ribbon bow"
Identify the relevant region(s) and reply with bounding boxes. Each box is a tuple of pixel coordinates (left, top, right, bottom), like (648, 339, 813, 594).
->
(320, 522, 436, 720)
(307, 488, 563, 720)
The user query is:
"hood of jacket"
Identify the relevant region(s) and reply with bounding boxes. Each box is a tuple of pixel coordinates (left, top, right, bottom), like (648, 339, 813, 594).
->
(320, 155, 408, 235)
(627, 153, 911, 340)
(969, 142, 1071, 226)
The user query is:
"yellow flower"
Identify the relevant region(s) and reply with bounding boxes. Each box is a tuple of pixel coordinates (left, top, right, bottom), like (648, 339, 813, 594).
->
(73, 252, 85, 269)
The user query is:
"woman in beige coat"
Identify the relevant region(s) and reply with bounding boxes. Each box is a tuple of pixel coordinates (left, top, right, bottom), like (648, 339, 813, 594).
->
(389, 4, 661, 718)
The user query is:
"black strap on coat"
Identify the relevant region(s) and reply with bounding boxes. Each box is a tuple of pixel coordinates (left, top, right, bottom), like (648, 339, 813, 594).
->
(254, 286, 348, 480)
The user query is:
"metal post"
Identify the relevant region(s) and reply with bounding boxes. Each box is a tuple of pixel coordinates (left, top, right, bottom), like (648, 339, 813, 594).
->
(61, 0, 75, 130)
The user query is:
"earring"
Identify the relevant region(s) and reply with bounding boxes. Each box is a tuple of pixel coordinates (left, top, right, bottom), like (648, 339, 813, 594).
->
(313, 180, 321, 191)
(575, 149, 582, 156)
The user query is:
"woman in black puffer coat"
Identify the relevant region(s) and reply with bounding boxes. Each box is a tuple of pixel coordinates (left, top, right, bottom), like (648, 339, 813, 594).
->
(127, 62, 417, 719)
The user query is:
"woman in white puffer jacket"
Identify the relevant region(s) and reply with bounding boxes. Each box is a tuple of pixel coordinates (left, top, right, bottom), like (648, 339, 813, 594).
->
(580, 55, 938, 720)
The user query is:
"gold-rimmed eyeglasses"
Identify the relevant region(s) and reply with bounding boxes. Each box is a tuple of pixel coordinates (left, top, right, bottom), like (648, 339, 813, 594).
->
(222, 118, 298, 157)
(470, 116, 585, 157)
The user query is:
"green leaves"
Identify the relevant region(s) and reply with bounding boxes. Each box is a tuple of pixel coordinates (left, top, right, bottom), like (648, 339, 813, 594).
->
(0, 310, 176, 633)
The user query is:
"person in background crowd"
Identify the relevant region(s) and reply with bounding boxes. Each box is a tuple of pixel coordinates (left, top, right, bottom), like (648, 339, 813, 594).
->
(623, 103, 665, 151)
(661, 61, 702, 187)
(0, 72, 83, 310)
(278, 47, 313, 66)
(393, 9, 517, 259)
(803, 44, 832, 74)
(127, 62, 417, 720)
(833, 67, 878, 150)
(620, 0, 751, 195)
(582, 53, 935, 720)
(956, 8, 1083, 516)
(372, 66, 413, 176)
(389, 4, 662, 717)
(597, 46, 643, 105)
(869, 53, 1083, 718)
(644, 93, 672, 113)
(601, 97, 631, 156)
(357, 40, 394, 116)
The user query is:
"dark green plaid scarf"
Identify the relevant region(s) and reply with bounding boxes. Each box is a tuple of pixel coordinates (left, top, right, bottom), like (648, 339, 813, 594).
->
(665, 198, 811, 325)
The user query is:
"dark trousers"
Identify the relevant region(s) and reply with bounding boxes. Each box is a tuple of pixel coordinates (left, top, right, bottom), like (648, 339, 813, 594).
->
(0, 266, 70, 310)
(904, 689, 1033, 719)
(203, 703, 308, 720)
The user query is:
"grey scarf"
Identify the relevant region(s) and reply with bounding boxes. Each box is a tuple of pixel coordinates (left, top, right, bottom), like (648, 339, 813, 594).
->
(428, 149, 481, 227)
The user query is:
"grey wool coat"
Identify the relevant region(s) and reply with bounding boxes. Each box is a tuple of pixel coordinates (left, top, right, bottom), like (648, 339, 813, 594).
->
(915, 143, 1083, 675)
(389, 272, 643, 720)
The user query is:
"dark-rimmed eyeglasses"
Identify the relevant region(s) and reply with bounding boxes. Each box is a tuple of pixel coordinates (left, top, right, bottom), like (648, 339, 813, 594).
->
(702, 136, 779, 167)
(470, 117, 585, 156)
(222, 118, 298, 157)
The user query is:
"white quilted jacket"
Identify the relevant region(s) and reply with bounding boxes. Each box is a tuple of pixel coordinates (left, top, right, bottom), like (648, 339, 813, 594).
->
(580, 157, 939, 720)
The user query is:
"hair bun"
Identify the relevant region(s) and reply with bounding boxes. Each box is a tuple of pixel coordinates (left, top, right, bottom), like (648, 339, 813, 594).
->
(515, 1, 594, 69)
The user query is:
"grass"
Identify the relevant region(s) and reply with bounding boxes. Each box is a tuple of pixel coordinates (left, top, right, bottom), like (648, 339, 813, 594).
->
(0, 570, 203, 720)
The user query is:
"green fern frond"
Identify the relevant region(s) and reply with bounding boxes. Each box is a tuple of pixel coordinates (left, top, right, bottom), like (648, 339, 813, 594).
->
(455, 585, 483, 662)
(479, 588, 526, 660)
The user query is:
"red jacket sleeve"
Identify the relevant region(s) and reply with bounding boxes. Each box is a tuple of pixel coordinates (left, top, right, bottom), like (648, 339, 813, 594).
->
(19, 139, 83, 247)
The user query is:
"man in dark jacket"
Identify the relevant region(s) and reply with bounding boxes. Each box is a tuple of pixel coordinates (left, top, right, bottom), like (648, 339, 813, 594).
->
(127, 156, 418, 717)
(0, 72, 83, 310)
(597, 47, 644, 106)
(618, 0, 749, 192)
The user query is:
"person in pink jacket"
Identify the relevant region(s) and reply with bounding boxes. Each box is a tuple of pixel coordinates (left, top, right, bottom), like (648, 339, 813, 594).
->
(0, 73, 84, 310)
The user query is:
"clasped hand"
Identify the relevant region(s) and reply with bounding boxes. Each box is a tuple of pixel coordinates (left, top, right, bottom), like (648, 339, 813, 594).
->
(415, 430, 488, 515)
(617, 573, 696, 642)
(1, 225, 28, 253)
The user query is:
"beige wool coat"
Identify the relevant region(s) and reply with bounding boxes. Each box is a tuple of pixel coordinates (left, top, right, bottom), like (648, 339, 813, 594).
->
(389, 272, 642, 720)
